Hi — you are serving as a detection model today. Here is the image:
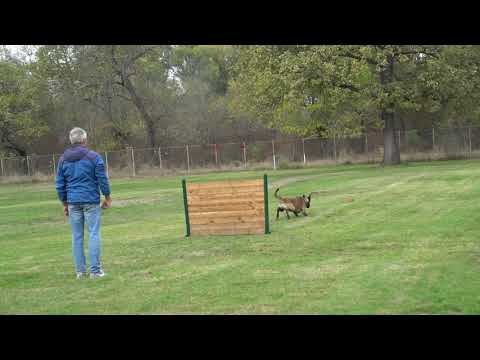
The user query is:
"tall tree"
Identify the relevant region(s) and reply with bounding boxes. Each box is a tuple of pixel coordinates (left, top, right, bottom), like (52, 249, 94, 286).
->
(36, 45, 178, 149)
(106, 45, 176, 148)
(0, 56, 49, 156)
(229, 45, 479, 165)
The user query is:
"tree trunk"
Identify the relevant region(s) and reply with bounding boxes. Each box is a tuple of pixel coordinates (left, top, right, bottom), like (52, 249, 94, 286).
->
(382, 110, 400, 165)
(3, 141, 28, 174)
(5, 144, 27, 157)
(122, 74, 157, 148)
(380, 55, 400, 165)
(2, 134, 27, 157)
(145, 120, 156, 149)
(106, 98, 131, 148)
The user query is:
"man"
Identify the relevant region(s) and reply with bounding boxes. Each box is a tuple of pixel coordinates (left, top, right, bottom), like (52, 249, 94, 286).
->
(55, 127, 112, 279)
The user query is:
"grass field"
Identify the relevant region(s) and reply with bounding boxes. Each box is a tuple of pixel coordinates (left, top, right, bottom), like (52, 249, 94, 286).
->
(1, 159, 480, 314)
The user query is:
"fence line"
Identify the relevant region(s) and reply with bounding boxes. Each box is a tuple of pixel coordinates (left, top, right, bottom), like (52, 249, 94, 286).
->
(2, 126, 480, 179)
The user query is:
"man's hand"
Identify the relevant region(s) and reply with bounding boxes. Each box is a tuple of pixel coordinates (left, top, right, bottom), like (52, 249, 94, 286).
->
(101, 196, 112, 209)
(63, 203, 69, 217)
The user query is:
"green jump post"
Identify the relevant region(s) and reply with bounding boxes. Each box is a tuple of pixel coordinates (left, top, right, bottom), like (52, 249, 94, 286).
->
(264, 174, 270, 234)
(182, 179, 191, 237)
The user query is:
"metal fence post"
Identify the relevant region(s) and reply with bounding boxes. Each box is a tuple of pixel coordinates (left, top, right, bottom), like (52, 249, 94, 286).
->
(468, 127, 472, 157)
(302, 138, 306, 164)
(243, 142, 247, 168)
(214, 144, 218, 166)
(0, 157, 4, 177)
(158, 146, 162, 169)
(272, 139, 276, 170)
(432, 127, 435, 150)
(405, 130, 408, 153)
(104, 151, 109, 177)
(363, 133, 368, 163)
(52, 154, 56, 176)
(26, 155, 31, 176)
(263, 174, 270, 234)
(333, 135, 337, 162)
(182, 178, 191, 237)
(128, 147, 136, 177)
(186, 144, 190, 173)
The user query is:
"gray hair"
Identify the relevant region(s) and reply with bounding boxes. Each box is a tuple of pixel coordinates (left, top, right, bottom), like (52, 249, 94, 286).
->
(69, 127, 87, 145)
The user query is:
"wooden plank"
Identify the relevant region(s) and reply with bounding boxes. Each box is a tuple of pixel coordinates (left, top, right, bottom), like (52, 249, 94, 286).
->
(188, 179, 263, 188)
(192, 229, 264, 236)
(191, 222, 264, 230)
(191, 223, 264, 234)
(192, 227, 265, 236)
(189, 196, 264, 206)
(190, 215, 264, 225)
(190, 214, 264, 224)
(189, 209, 264, 218)
(188, 192, 264, 203)
(189, 190, 263, 199)
(189, 204, 264, 213)
(189, 200, 264, 209)
(189, 180, 262, 187)
(188, 180, 263, 190)
(188, 185, 263, 195)
(188, 198, 264, 206)
(189, 200, 264, 207)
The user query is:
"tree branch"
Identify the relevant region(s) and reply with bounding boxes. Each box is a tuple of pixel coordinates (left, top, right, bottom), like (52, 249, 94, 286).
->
(116, 93, 133, 103)
(127, 46, 154, 65)
(82, 97, 107, 113)
(110, 45, 124, 77)
(395, 48, 439, 59)
(338, 51, 378, 66)
(110, 46, 119, 68)
(337, 82, 360, 92)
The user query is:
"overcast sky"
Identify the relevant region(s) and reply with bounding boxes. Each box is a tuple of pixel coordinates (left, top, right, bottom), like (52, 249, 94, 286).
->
(3, 45, 38, 62)
(5, 45, 22, 54)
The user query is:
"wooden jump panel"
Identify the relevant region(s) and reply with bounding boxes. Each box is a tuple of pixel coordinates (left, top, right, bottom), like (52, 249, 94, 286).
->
(183, 177, 268, 236)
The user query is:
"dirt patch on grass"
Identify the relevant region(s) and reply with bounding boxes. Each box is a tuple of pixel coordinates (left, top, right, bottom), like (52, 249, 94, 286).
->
(289, 261, 353, 280)
(270, 175, 323, 189)
(113, 196, 165, 207)
(254, 269, 282, 277)
(235, 304, 278, 314)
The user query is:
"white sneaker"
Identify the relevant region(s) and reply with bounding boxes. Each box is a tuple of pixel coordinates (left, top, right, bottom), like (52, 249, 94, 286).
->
(76, 272, 87, 279)
(90, 270, 106, 279)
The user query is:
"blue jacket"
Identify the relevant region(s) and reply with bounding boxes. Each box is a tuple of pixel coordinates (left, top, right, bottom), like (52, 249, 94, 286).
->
(55, 145, 111, 205)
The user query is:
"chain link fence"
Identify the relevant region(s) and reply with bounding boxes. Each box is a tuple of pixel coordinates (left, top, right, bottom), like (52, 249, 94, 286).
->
(1, 126, 479, 180)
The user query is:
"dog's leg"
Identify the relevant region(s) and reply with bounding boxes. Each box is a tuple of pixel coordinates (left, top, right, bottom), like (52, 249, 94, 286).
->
(294, 211, 299, 217)
(302, 210, 308, 216)
(276, 208, 281, 220)
(286, 210, 290, 219)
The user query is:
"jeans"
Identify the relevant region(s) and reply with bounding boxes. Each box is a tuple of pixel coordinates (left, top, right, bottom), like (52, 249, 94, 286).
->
(68, 204, 103, 274)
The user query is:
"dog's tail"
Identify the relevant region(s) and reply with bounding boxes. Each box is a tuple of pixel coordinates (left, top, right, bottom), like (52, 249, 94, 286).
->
(274, 188, 281, 199)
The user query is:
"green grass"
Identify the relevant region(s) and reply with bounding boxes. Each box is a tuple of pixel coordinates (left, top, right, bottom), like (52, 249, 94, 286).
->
(1, 159, 480, 314)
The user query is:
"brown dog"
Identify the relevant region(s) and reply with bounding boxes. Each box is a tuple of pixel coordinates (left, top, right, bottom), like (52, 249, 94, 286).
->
(274, 188, 312, 220)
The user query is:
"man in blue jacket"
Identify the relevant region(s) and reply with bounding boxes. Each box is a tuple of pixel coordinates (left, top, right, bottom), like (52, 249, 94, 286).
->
(55, 127, 112, 279)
